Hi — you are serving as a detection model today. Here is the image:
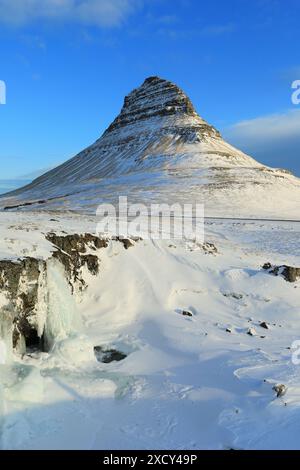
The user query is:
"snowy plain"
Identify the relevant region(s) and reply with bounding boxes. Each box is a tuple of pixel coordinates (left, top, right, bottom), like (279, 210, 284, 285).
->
(0, 211, 300, 450)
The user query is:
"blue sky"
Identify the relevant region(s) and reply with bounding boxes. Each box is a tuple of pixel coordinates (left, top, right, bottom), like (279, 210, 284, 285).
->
(0, 0, 299, 179)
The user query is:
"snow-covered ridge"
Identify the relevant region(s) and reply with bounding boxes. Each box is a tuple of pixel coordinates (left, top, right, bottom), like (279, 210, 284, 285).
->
(1, 76, 300, 218)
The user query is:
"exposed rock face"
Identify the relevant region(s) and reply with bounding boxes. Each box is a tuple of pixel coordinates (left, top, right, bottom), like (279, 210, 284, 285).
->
(263, 263, 300, 282)
(202, 242, 218, 255)
(281, 266, 300, 282)
(223, 292, 243, 300)
(46, 233, 108, 292)
(273, 384, 287, 398)
(247, 328, 257, 337)
(94, 346, 127, 363)
(0, 257, 46, 350)
(260, 321, 269, 330)
(46, 233, 109, 253)
(105, 76, 216, 137)
(181, 310, 193, 317)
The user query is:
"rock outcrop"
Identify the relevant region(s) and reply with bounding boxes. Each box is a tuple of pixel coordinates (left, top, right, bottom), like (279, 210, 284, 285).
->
(46, 233, 108, 292)
(94, 346, 127, 363)
(0, 257, 46, 351)
(105, 75, 218, 139)
(263, 263, 300, 283)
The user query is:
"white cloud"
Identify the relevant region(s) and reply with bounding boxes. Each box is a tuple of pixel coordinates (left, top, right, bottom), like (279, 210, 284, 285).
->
(0, 0, 139, 27)
(226, 109, 300, 141)
(223, 109, 300, 175)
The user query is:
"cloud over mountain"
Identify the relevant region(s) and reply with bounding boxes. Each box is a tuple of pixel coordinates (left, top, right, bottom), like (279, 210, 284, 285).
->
(223, 109, 300, 175)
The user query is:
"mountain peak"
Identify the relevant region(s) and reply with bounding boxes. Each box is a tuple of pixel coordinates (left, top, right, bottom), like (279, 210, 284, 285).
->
(2, 76, 300, 219)
(105, 76, 198, 134)
(143, 75, 166, 84)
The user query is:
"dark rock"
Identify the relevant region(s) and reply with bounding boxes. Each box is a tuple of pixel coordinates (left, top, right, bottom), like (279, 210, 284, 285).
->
(94, 346, 127, 363)
(260, 321, 269, 330)
(105, 76, 213, 135)
(114, 237, 134, 250)
(3, 194, 76, 211)
(46, 233, 108, 291)
(273, 384, 287, 398)
(263, 263, 300, 283)
(0, 257, 45, 350)
(46, 233, 109, 254)
(247, 328, 257, 336)
(202, 242, 218, 254)
(182, 310, 193, 317)
(223, 292, 243, 300)
(262, 262, 272, 270)
(281, 266, 300, 283)
(81, 255, 99, 276)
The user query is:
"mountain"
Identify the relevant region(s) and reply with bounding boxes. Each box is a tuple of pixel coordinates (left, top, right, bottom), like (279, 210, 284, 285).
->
(17, 166, 58, 181)
(1, 76, 300, 218)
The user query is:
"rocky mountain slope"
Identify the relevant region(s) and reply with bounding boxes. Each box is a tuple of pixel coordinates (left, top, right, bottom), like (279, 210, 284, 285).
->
(1, 76, 300, 218)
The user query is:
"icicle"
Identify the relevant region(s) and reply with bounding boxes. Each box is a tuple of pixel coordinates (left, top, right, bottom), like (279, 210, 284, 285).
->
(0, 306, 14, 365)
(43, 258, 82, 351)
(35, 260, 48, 339)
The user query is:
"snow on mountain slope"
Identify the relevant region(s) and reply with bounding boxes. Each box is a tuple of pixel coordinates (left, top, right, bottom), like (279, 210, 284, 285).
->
(1, 76, 300, 218)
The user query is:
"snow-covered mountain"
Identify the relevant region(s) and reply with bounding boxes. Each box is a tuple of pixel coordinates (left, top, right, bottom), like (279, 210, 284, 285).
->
(1, 76, 300, 217)
(1, 77, 300, 450)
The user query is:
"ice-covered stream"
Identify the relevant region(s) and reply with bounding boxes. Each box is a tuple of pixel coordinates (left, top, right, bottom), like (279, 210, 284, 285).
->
(0, 309, 13, 365)
(44, 258, 82, 351)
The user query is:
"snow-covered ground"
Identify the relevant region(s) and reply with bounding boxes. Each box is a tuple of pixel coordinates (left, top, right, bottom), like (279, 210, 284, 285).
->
(0, 211, 300, 450)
